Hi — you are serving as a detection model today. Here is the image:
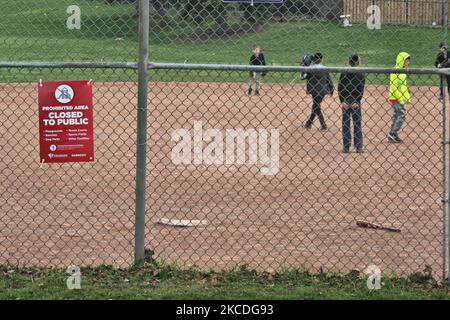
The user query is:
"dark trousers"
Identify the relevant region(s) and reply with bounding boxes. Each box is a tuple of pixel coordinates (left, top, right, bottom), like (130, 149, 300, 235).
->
(440, 75, 450, 98)
(305, 95, 326, 127)
(342, 107, 363, 150)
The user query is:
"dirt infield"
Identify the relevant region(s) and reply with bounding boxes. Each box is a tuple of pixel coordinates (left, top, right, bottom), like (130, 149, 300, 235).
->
(0, 80, 447, 277)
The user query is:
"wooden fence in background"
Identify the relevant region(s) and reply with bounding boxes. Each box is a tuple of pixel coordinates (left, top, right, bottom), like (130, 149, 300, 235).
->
(343, 0, 446, 25)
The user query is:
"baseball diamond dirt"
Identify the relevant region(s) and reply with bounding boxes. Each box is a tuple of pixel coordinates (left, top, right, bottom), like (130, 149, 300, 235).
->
(0, 79, 446, 277)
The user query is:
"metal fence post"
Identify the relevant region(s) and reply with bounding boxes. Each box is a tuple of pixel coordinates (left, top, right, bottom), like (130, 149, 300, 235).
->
(134, 0, 150, 268)
(441, 0, 449, 284)
(445, 0, 449, 46)
(443, 74, 448, 284)
(444, 0, 450, 287)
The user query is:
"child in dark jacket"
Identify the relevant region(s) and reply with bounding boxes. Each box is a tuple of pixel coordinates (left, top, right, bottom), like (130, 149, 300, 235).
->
(338, 54, 365, 153)
(247, 46, 267, 95)
(301, 53, 334, 131)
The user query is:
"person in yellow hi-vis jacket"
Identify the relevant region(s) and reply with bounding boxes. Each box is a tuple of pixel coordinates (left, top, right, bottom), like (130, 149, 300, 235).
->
(388, 52, 411, 143)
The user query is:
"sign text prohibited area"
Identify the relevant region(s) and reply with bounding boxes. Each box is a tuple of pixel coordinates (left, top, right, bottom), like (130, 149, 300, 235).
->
(38, 80, 94, 163)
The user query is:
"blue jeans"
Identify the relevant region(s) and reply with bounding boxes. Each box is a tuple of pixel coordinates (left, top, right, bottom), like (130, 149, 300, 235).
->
(342, 103, 363, 151)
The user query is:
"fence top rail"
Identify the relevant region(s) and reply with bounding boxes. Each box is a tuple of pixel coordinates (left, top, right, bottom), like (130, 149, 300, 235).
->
(1, 61, 447, 76)
(149, 62, 449, 75)
(0, 61, 138, 69)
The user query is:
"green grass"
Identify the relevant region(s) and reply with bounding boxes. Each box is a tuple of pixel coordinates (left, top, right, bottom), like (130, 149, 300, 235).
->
(4, 0, 438, 66)
(1, 3, 448, 301)
(1, 263, 449, 300)
(0, 0, 447, 84)
(149, 22, 444, 67)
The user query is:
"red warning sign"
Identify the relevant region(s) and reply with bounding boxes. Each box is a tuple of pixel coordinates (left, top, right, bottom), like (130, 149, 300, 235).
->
(38, 80, 94, 163)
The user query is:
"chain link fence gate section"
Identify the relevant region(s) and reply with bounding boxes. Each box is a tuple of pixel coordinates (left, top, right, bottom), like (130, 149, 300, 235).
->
(147, 64, 448, 281)
(0, 0, 143, 269)
(0, 0, 449, 284)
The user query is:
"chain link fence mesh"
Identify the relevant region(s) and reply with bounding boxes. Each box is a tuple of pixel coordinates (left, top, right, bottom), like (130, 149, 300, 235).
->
(0, 0, 445, 65)
(0, 0, 449, 280)
(146, 68, 446, 277)
(0, 1, 138, 62)
(0, 67, 137, 268)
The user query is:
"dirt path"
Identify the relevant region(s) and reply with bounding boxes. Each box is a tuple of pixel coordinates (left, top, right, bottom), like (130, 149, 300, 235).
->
(0, 80, 446, 277)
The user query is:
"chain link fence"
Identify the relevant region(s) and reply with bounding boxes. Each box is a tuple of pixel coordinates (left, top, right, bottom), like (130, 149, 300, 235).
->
(1, 0, 450, 282)
(145, 65, 447, 279)
(0, 0, 446, 65)
(0, 66, 138, 268)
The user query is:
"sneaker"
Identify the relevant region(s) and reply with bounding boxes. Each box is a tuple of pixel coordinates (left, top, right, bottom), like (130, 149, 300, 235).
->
(356, 148, 364, 154)
(300, 123, 311, 130)
(320, 125, 328, 131)
(393, 134, 403, 143)
(342, 149, 350, 154)
(388, 133, 401, 143)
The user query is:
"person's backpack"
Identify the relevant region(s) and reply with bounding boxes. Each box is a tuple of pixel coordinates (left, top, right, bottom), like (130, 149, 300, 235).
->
(301, 54, 314, 80)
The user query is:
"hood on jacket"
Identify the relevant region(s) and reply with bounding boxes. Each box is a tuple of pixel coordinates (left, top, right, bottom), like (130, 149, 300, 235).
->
(395, 52, 411, 68)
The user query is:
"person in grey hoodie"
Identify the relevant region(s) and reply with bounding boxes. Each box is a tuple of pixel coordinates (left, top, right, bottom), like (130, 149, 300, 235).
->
(301, 53, 334, 131)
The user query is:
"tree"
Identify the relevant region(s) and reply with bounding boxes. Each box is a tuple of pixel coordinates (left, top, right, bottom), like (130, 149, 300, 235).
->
(131, 0, 170, 27)
(152, 0, 169, 27)
(209, 1, 228, 31)
(180, 0, 204, 24)
(239, 3, 258, 27)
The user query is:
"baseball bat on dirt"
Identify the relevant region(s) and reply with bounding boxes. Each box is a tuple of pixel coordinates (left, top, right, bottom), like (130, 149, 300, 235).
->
(356, 220, 401, 233)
